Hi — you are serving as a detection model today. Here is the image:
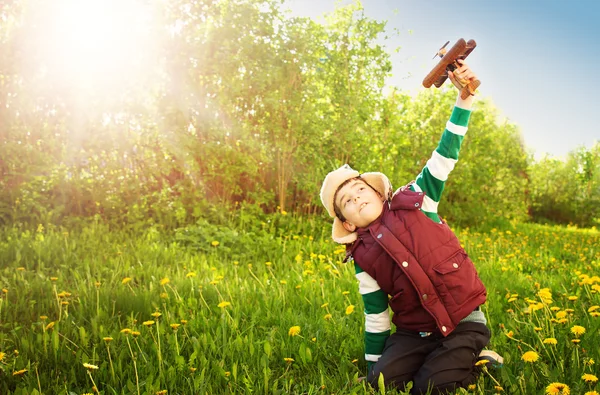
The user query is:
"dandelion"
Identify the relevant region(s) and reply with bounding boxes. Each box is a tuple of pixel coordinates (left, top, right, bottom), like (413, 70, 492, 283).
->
(211, 241, 220, 247)
(225, 371, 231, 377)
(143, 320, 155, 327)
(12, 369, 27, 376)
(321, 303, 329, 308)
(572, 339, 581, 344)
(280, 280, 287, 284)
(556, 311, 567, 319)
(103, 337, 113, 342)
(324, 314, 332, 320)
(50, 277, 58, 281)
(40, 315, 48, 321)
(218, 301, 231, 308)
(522, 351, 539, 363)
(568, 296, 578, 301)
(589, 306, 600, 312)
(584, 391, 599, 395)
(0, 351, 4, 361)
(132, 331, 141, 337)
(468, 384, 476, 390)
(265, 262, 272, 266)
(170, 323, 180, 330)
(180, 319, 188, 325)
(284, 358, 294, 363)
(494, 386, 503, 393)
(586, 358, 595, 366)
(120, 328, 132, 334)
(345, 305, 355, 315)
(475, 359, 490, 366)
(546, 382, 570, 394)
(159, 278, 170, 286)
(45, 322, 55, 331)
(151, 312, 162, 318)
(571, 325, 586, 336)
(543, 338, 558, 345)
(342, 291, 350, 295)
(186, 272, 196, 278)
(156, 390, 168, 395)
(83, 363, 99, 371)
(288, 326, 301, 336)
(582, 374, 598, 383)
(122, 277, 132, 285)
(352, 359, 358, 363)
(189, 367, 197, 373)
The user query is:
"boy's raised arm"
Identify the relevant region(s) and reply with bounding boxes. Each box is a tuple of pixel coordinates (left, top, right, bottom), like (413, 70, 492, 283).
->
(410, 60, 477, 222)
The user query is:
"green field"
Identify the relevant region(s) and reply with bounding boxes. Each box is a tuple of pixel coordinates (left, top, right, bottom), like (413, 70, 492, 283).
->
(0, 218, 598, 395)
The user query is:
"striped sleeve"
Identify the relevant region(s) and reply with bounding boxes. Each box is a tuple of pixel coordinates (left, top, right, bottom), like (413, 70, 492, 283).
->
(413, 105, 471, 222)
(355, 262, 390, 367)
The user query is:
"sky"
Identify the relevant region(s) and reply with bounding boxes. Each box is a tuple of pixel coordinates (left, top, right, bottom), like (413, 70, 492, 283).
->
(285, 0, 600, 159)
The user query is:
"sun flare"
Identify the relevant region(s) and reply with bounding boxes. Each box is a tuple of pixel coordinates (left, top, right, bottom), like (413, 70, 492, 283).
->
(20, 0, 158, 93)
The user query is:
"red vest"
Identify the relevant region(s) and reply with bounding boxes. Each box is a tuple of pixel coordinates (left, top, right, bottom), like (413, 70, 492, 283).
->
(347, 185, 486, 336)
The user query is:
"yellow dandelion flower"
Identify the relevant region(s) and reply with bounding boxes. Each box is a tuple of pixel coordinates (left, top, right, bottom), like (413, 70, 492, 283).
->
(545, 382, 570, 394)
(170, 323, 180, 330)
(186, 272, 196, 278)
(45, 322, 55, 331)
(534, 327, 542, 331)
(468, 384, 477, 390)
(506, 331, 514, 338)
(586, 358, 595, 366)
(143, 320, 155, 327)
(120, 328, 132, 334)
(265, 261, 272, 266)
(0, 352, 4, 361)
(582, 374, 598, 383)
(122, 277, 132, 285)
(189, 367, 197, 372)
(568, 296, 578, 301)
(2, 288, 7, 294)
(557, 318, 568, 324)
(543, 338, 558, 345)
(550, 306, 561, 311)
(50, 277, 58, 281)
(324, 313, 332, 320)
(284, 357, 294, 363)
(507, 297, 518, 303)
(288, 326, 301, 337)
(156, 390, 168, 395)
(345, 305, 355, 315)
(132, 331, 141, 336)
(584, 391, 599, 395)
(321, 303, 329, 308)
(180, 319, 188, 325)
(12, 369, 27, 376)
(16, 267, 25, 271)
(591, 312, 600, 317)
(342, 291, 350, 295)
(218, 301, 231, 308)
(160, 292, 168, 299)
(83, 363, 99, 370)
(571, 325, 586, 336)
(556, 311, 567, 319)
(103, 337, 113, 342)
(522, 351, 539, 363)
(494, 386, 503, 393)
(352, 359, 358, 363)
(475, 359, 490, 366)
(588, 306, 600, 312)
(40, 315, 48, 321)
(151, 312, 162, 318)
(159, 278, 170, 286)
(211, 240, 220, 247)
(311, 337, 316, 342)
(280, 280, 287, 284)
(225, 371, 231, 376)
(572, 339, 581, 344)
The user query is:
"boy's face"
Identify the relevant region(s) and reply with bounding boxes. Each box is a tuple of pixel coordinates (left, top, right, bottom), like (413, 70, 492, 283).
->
(336, 179, 384, 232)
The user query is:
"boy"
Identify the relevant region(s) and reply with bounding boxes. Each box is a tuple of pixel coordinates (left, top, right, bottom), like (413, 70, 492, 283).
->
(319, 61, 502, 394)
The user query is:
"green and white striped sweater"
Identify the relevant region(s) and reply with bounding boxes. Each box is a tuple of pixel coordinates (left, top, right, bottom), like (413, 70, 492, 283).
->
(353, 105, 487, 369)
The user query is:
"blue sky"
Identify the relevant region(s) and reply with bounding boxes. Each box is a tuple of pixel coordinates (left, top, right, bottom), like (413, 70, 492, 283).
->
(286, 0, 600, 158)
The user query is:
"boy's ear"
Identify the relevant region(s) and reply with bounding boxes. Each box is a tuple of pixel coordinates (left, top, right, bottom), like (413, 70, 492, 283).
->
(342, 221, 356, 232)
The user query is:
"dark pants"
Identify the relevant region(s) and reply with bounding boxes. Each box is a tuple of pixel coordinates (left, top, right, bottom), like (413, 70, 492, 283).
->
(367, 322, 491, 395)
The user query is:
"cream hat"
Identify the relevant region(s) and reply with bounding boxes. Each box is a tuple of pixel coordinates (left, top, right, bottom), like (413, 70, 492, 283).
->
(319, 164, 392, 244)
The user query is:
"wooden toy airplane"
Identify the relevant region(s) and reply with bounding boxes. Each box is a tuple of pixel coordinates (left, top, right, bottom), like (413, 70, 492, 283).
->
(423, 38, 480, 99)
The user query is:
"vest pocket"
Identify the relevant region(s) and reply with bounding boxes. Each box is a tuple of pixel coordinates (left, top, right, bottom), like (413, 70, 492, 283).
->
(432, 251, 473, 306)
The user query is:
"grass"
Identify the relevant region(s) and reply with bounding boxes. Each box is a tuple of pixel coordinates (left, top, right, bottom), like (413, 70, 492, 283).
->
(0, 217, 598, 394)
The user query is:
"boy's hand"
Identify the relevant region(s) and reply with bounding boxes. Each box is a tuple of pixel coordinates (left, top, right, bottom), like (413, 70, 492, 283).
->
(448, 59, 477, 91)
